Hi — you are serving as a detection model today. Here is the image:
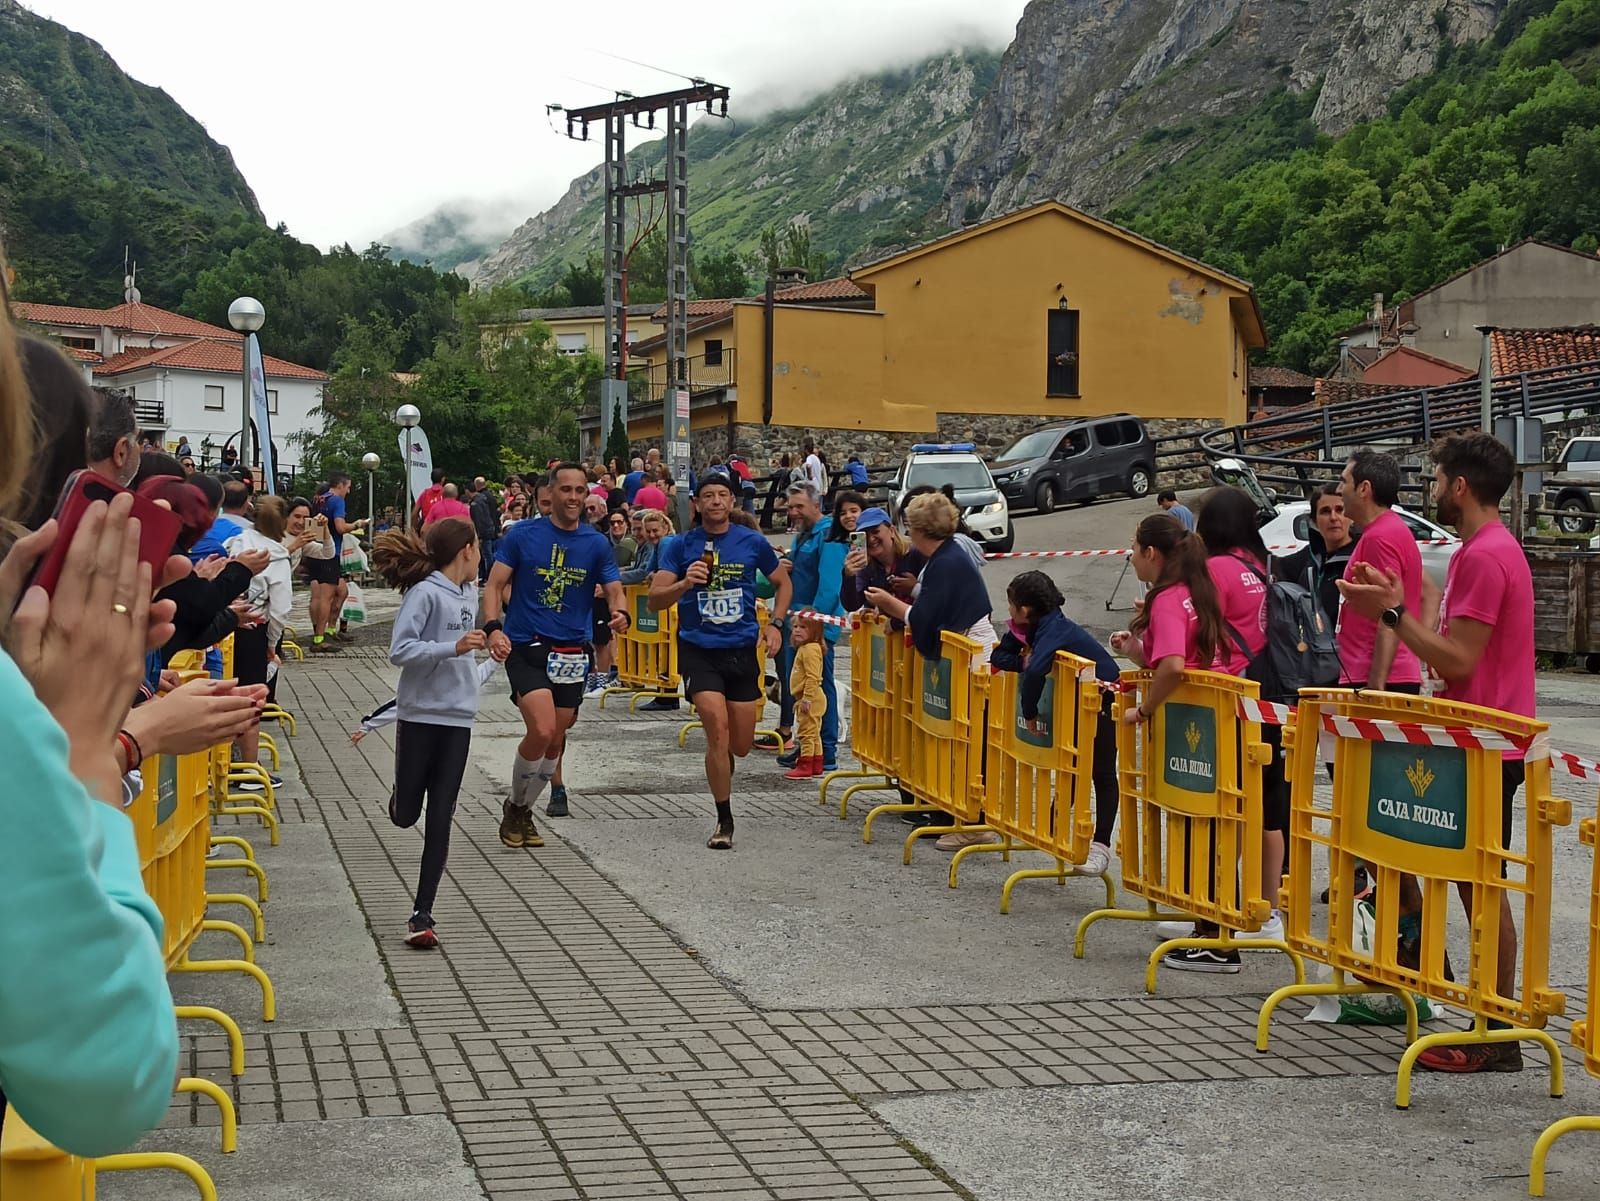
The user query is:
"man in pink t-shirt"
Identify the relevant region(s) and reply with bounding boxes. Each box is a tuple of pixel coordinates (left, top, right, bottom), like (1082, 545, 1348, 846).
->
(1339, 432, 1533, 1076)
(1338, 450, 1423, 690)
(423, 482, 472, 526)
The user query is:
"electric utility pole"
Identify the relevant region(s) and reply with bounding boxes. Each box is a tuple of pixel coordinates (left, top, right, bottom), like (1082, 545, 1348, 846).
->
(557, 81, 729, 530)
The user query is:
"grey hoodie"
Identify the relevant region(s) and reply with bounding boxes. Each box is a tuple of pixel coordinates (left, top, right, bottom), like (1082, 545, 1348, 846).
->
(389, 572, 481, 728)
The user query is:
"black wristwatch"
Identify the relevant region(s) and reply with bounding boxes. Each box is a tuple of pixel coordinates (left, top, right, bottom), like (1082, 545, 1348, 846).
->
(481, 620, 503, 637)
(1380, 603, 1406, 629)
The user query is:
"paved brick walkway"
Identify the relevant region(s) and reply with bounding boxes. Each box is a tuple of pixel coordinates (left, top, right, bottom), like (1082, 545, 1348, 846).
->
(141, 620, 1599, 1201)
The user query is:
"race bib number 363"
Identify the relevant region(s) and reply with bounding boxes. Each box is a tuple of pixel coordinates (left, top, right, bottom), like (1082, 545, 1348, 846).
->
(698, 588, 742, 625)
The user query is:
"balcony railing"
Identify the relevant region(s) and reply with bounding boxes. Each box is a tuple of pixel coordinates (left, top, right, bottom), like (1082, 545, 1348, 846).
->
(132, 399, 166, 427)
(635, 349, 737, 405)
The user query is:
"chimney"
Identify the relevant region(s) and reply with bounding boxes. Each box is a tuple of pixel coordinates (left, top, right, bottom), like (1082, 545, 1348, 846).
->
(774, 265, 808, 288)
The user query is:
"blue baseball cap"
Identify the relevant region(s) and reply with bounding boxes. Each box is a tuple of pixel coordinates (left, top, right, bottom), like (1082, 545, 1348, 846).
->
(854, 506, 892, 531)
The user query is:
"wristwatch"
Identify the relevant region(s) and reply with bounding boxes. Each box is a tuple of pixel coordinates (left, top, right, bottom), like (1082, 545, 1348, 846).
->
(1380, 603, 1406, 629)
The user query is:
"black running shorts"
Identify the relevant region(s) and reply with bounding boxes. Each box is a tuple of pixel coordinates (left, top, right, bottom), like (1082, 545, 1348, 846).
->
(505, 640, 592, 710)
(590, 593, 613, 648)
(303, 555, 341, 586)
(676, 638, 761, 702)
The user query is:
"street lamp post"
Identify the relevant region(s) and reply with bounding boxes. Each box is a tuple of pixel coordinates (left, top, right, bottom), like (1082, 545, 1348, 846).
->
(395, 405, 421, 534)
(227, 297, 265, 476)
(361, 452, 380, 535)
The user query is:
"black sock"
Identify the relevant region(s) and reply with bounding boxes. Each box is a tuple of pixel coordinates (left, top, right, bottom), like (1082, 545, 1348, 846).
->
(715, 800, 733, 828)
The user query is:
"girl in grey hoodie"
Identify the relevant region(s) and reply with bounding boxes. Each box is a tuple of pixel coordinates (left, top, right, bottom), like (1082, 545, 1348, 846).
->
(371, 518, 486, 949)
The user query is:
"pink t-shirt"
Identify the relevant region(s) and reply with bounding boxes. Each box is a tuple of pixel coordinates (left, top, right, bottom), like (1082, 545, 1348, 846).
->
(1141, 583, 1205, 668)
(1438, 522, 1534, 757)
(424, 497, 471, 525)
(1208, 554, 1267, 676)
(1338, 508, 1423, 685)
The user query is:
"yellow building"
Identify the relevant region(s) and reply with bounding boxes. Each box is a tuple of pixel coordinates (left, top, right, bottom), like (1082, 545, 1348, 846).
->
(493, 302, 663, 361)
(600, 200, 1267, 464)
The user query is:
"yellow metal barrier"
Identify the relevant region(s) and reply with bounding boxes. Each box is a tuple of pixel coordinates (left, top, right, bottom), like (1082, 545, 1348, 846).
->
(862, 630, 989, 861)
(834, 613, 907, 817)
(1, 1107, 219, 1201)
(1531, 814, 1599, 1196)
(1075, 668, 1303, 992)
(600, 583, 683, 710)
(1254, 690, 1567, 1109)
(973, 655, 1114, 910)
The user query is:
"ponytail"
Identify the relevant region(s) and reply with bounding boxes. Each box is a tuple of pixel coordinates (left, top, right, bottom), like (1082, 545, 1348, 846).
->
(1127, 513, 1223, 666)
(372, 517, 475, 592)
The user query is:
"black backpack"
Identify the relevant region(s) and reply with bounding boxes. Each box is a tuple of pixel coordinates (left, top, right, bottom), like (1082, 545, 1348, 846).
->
(1223, 555, 1341, 706)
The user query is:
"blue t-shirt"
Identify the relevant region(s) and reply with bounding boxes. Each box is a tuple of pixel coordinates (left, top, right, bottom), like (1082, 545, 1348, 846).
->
(623, 470, 645, 503)
(190, 515, 242, 562)
(495, 519, 620, 644)
(847, 460, 869, 487)
(322, 492, 348, 553)
(659, 524, 780, 649)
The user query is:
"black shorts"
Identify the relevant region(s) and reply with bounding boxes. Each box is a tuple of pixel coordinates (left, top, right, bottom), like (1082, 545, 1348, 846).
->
(677, 638, 761, 702)
(505, 640, 593, 710)
(303, 555, 341, 586)
(591, 594, 613, 648)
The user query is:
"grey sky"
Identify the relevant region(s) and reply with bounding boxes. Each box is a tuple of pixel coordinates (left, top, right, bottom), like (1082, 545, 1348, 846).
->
(32, 0, 1026, 249)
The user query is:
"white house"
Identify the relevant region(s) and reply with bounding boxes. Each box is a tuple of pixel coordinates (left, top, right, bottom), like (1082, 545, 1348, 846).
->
(13, 300, 328, 470)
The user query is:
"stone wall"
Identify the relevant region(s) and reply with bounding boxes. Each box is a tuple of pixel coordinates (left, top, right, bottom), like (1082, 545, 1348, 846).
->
(631, 412, 1229, 489)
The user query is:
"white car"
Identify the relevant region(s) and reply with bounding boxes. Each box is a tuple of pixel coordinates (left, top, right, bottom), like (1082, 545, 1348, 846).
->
(890, 443, 1014, 552)
(1260, 503, 1460, 582)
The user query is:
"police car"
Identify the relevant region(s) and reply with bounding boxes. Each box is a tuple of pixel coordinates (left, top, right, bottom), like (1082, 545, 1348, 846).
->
(889, 443, 1013, 552)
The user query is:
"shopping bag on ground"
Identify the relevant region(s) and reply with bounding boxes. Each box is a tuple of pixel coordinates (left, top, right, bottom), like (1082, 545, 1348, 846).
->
(1305, 897, 1437, 1025)
(341, 581, 367, 626)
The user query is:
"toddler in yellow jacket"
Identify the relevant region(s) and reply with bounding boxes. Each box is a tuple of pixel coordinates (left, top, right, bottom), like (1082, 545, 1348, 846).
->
(785, 614, 827, 779)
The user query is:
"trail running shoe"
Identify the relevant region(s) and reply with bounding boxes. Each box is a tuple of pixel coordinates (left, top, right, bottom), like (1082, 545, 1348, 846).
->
(499, 800, 526, 848)
(546, 785, 570, 818)
(521, 809, 545, 848)
(404, 922, 439, 950)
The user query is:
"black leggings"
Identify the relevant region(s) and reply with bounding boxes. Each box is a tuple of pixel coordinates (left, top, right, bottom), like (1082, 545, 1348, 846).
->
(1092, 694, 1118, 845)
(390, 720, 472, 927)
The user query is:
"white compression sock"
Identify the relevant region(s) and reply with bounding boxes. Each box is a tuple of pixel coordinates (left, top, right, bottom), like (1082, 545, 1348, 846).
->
(510, 755, 539, 808)
(537, 755, 561, 780)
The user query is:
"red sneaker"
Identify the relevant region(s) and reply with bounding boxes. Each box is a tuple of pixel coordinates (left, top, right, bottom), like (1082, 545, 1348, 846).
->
(1416, 1040, 1522, 1073)
(404, 923, 439, 950)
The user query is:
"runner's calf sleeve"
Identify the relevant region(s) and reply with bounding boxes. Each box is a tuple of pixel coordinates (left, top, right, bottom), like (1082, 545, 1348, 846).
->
(510, 754, 539, 809)
(536, 755, 560, 781)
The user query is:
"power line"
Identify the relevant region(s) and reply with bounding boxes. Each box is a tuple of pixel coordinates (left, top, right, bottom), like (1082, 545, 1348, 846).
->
(588, 47, 702, 85)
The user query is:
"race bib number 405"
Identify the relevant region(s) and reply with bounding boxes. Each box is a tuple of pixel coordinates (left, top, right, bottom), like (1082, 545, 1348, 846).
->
(698, 588, 742, 625)
(546, 650, 589, 684)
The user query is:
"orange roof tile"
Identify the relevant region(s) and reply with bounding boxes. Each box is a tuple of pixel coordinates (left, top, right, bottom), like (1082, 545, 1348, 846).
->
(96, 340, 327, 381)
(15, 300, 240, 341)
(1491, 326, 1600, 375)
(1312, 378, 1409, 407)
(1249, 365, 1314, 389)
(773, 276, 869, 303)
(62, 347, 104, 364)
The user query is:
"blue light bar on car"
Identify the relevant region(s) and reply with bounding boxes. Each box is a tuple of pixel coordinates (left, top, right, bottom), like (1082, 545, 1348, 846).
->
(910, 443, 976, 453)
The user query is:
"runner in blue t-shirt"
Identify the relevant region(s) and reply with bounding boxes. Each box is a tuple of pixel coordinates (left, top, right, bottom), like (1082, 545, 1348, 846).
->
(484, 464, 624, 848)
(650, 474, 791, 849)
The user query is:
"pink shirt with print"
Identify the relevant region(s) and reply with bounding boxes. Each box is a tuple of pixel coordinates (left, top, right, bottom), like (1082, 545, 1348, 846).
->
(1338, 508, 1423, 685)
(1208, 554, 1267, 676)
(1141, 583, 1206, 669)
(1438, 522, 1535, 759)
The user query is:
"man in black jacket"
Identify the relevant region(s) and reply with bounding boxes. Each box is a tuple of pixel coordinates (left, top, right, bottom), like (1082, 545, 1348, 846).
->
(468, 477, 500, 584)
(1272, 483, 1359, 624)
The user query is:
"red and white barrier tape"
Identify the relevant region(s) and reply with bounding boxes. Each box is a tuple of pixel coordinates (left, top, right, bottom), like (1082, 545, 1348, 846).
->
(788, 607, 852, 629)
(1319, 711, 1529, 752)
(1237, 697, 1296, 726)
(1550, 748, 1600, 782)
(983, 539, 1453, 560)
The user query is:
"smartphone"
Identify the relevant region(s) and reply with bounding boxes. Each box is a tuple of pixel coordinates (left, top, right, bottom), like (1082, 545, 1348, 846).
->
(850, 530, 867, 552)
(28, 470, 184, 598)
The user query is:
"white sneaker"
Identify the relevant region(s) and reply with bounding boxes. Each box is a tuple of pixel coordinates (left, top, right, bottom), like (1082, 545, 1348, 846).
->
(1079, 842, 1112, 876)
(1237, 910, 1285, 946)
(1154, 919, 1196, 941)
(582, 674, 609, 699)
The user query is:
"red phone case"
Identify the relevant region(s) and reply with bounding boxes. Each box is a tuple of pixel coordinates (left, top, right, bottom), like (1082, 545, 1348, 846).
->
(29, 470, 184, 597)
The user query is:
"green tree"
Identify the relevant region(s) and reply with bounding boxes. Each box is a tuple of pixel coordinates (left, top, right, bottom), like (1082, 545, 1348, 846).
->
(691, 247, 751, 298)
(758, 222, 834, 282)
(604, 405, 631, 467)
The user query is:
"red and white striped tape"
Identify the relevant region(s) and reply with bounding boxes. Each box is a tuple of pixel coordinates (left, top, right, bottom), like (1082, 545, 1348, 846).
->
(1319, 711, 1529, 752)
(1550, 748, 1600, 782)
(982, 540, 1453, 560)
(1237, 697, 1296, 725)
(788, 607, 852, 628)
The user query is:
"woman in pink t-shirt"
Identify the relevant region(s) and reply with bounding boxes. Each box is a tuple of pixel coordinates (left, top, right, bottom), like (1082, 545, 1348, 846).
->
(1196, 486, 1289, 956)
(1110, 513, 1221, 714)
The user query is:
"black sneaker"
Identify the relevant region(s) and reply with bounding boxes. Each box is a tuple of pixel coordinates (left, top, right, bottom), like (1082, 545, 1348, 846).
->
(639, 697, 680, 712)
(499, 800, 525, 848)
(776, 747, 800, 769)
(546, 785, 569, 818)
(1161, 946, 1242, 974)
(897, 810, 943, 827)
